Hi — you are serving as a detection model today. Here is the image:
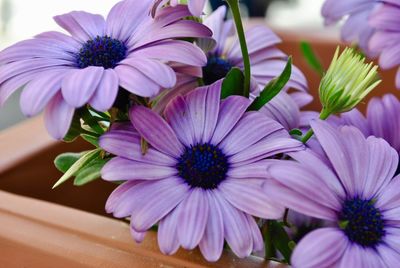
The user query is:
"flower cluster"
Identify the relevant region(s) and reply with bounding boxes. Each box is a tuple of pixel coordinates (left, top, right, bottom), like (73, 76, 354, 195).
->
(1, 0, 400, 266)
(321, 0, 400, 89)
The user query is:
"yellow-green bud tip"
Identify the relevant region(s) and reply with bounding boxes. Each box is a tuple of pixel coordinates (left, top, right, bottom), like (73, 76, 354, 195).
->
(319, 47, 381, 115)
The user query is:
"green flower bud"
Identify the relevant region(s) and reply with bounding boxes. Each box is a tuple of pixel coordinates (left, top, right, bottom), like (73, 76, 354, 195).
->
(319, 47, 381, 114)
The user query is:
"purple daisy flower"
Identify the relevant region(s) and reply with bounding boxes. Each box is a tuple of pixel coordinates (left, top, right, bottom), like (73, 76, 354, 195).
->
(154, 6, 312, 130)
(264, 120, 400, 267)
(329, 94, 400, 154)
(153, 0, 207, 17)
(321, 0, 380, 56)
(199, 6, 307, 91)
(0, 0, 211, 139)
(369, 1, 400, 89)
(100, 81, 304, 261)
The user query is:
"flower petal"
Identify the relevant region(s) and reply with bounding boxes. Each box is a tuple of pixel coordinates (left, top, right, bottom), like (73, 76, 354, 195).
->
(199, 192, 224, 262)
(131, 40, 207, 67)
(129, 177, 189, 232)
(105, 0, 153, 42)
(101, 157, 177, 181)
(188, 0, 206, 16)
(263, 179, 337, 221)
(177, 188, 209, 250)
(214, 194, 253, 258)
(210, 95, 251, 145)
(219, 112, 285, 156)
(120, 57, 176, 89)
(89, 69, 119, 112)
(158, 207, 180, 255)
(20, 71, 64, 116)
(44, 92, 75, 140)
(246, 215, 263, 252)
(114, 64, 160, 97)
(61, 66, 104, 107)
(54, 11, 105, 42)
(164, 95, 195, 147)
(292, 228, 348, 268)
(99, 131, 176, 166)
(130, 106, 184, 157)
(219, 179, 284, 219)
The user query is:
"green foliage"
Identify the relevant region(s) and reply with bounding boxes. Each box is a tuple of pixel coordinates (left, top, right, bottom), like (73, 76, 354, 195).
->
(52, 148, 102, 189)
(54, 152, 83, 173)
(300, 41, 324, 76)
(269, 220, 294, 264)
(221, 68, 245, 99)
(74, 158, 109, 186)
(247, 57, 292, 111)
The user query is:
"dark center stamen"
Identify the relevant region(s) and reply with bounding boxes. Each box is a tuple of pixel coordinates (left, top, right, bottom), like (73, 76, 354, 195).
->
(339, 197, 385, 247)
(176, 143, 229, 190)
(76, 36, 127, 69)
(202, 55, 233, 85)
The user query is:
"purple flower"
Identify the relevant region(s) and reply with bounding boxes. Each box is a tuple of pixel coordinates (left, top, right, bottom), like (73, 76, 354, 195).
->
(155, 6, 312, 130)
(264, 120, 400, 267)
(321, 0, 380, 56)
(0, 0, 211, 139)
(330, 94, 400, 154)
(369, 1, 400, 89)
(199, 6, 308, 92)
(153, 0, 207, 17)
(100, 81, 304, 261)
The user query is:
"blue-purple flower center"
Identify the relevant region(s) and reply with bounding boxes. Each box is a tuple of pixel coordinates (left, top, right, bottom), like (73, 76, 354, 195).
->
(202, 55, 233, 85)
(339, 197, 385, 247)
(176, 143, 229, 189)
(76, 36, 127, 69)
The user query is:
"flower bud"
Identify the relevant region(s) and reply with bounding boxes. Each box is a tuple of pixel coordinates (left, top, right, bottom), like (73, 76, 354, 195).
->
(319, 47, 381, 114)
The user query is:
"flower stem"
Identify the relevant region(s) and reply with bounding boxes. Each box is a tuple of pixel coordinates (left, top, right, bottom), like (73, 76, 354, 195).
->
(226, 0, 251, 97)
(301, 108, 331, 144)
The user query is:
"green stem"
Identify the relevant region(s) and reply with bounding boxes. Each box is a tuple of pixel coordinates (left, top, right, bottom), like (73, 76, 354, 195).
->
(301, 108, 331, 144)
(226, 0, 251, 97)
(263, 220, 275, 260)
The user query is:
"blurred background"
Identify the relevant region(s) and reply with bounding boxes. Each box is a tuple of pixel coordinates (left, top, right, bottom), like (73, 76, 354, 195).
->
(0, 0, 337, 131)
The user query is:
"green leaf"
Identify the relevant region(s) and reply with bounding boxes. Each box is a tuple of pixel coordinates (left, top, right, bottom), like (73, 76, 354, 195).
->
(289, 128, 302, 136)
(54, 152, 83, 173)
(79, 108, 105, 134)
(270, 221, 294, 264)
(81, 133, 99, 147)
(221, 67, 245, 99)
(52, 148, 102, 189)
(247, 57, 292, 111)
(73, 158, 109, 186)
(63, 112, 82, 143)
(300, 41, 324, 76)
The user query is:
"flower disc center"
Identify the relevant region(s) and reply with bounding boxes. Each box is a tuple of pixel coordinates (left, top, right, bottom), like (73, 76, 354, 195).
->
(202, 55, 233, 85)
(177, 143, 229, 189)
(339, 197, 385, 247)
(76, 35, 127, 69)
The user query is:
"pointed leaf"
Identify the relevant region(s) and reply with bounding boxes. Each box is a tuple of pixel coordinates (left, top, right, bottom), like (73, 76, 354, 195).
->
(54, 152, 83, 173)
(221, 67, 245, 99)
(52, 148, 102, 189)
(300, 41, 324, 76)
(81, 133, 100, 147)
(73, 158, 109, 186)
(270, 220, 293, 264)
(248, 57, 292, 111)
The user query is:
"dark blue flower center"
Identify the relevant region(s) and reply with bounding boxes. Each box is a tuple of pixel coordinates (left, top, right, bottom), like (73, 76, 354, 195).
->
(339, 197, 385, 247)
(176, 143, 229, 189)
(202, 55, 233, 85)
(76, 36, 127, 69)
